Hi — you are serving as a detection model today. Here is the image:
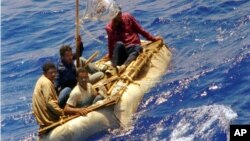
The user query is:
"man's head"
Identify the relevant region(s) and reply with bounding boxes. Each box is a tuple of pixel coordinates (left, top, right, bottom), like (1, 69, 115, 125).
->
(42, 62, 56, 81)
(113, 6, 122, 23)
(76, 68, 89, 88)
(60, 45, 73, 64)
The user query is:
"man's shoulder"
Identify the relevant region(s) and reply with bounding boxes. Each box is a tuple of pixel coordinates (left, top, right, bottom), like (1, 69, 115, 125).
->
(105, 22, 112, 31)
(71, 85, 81, 95)
(122, 12, 133, 18)
(37, 75, 51, 85)
(56, 60, 64, 69)
(87, 83, 93, 89)
(123, 12, 131, 16)
(57, 60, 64, 66)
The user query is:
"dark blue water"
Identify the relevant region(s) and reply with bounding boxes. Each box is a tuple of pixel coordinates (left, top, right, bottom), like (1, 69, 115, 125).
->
(1, 0, 250, 140)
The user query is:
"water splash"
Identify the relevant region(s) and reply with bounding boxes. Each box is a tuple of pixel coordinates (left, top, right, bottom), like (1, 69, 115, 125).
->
(169, 105, 237, 141)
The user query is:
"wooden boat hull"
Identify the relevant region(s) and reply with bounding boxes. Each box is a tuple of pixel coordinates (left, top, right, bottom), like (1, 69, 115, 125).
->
(40, 40, 172, 140)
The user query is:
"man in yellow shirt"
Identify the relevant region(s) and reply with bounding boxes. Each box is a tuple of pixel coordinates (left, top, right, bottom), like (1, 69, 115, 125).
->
(32, 62, 64, 129)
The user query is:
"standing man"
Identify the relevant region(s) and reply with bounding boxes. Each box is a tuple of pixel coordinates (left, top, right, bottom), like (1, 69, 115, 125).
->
(105, 7, 162, 73)
(55, 35, 104, 108)
(32, 62, 64, 129)
(64, 68, 103, 115)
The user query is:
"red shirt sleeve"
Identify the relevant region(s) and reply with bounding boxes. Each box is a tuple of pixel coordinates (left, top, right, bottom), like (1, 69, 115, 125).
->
(105, 26, 114, 59)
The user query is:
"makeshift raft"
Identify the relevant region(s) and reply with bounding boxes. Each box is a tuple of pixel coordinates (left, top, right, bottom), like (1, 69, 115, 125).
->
(40, 40, 172, 140)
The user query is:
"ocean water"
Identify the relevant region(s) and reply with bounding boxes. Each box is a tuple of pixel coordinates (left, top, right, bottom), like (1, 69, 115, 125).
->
(1, 0, 250, 140)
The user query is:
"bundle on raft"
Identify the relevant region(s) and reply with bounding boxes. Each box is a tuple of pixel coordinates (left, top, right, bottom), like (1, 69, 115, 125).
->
(39, 40, 172, 140)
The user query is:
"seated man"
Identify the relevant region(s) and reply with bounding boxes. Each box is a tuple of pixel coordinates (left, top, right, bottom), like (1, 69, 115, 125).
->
(55, 35, 104, 108)
(105, 7, 162, 73)
(64, 68, 103, 115)
(32, 62, 64, 129)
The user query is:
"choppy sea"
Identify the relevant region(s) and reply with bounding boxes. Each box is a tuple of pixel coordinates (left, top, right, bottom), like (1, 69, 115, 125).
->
(1, 0, 250, 140)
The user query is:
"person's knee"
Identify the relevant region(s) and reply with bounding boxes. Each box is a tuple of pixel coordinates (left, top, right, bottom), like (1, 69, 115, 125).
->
(61, 87, 72, 95)
(115, 41, 124, 48)
(89, 72, 104, 84)
(96, 72, 104, 78)
(98, 72, 105, 79)
(93, 95, 104, 104)
(94, 72, 104, 80)
(58, 87, 72, 108)
(114, 41, 126, 52)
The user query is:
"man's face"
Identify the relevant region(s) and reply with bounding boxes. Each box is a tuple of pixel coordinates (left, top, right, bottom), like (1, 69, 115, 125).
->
(62, 50, 73, 64)
(78, 71, 89, 87)
(45, 68, 56, 82)
(113, 12, 122, 23)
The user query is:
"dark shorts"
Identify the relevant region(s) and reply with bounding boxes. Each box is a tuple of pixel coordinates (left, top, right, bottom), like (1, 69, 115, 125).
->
(112, 41, 142, 66)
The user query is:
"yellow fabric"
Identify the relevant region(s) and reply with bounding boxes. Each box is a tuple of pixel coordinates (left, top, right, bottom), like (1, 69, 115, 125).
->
(32, 75, 64, 128)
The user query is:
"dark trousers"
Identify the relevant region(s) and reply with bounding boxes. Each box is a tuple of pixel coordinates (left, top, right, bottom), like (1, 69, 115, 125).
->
(58, 87, 72, 108)
(112, 41, 142, 66)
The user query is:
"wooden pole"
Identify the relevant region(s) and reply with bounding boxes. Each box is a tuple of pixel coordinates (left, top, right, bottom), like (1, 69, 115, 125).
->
(38, 96, 118, 135)
(75, 0, 80, 67)
(83, 51, 99, 68)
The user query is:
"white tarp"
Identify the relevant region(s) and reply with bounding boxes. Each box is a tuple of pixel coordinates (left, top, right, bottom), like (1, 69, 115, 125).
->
(83, 0, 120, 21)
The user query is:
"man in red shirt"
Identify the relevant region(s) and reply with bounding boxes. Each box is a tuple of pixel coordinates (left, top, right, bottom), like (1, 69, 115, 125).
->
(105, 7, 162, 73)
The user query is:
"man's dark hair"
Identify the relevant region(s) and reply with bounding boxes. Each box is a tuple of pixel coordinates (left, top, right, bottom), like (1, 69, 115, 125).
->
(60, 45, 72, 57)
(76, 68, 88, 78)
(42, 62, 56, 73)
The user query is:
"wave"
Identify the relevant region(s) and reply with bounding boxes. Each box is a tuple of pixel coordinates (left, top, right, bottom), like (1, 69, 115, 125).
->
(169, 105, 237, 141)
